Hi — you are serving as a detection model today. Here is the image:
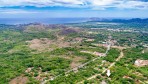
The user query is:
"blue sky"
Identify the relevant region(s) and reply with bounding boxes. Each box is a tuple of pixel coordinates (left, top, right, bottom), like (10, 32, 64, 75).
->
(0, 0, 148, 18)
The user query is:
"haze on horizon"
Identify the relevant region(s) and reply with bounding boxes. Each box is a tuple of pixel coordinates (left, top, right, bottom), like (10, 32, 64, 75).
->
(0, 0, 148, 18)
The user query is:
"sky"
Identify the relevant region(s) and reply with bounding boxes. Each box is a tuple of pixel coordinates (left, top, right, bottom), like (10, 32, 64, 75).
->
(0, 0, 148, 18)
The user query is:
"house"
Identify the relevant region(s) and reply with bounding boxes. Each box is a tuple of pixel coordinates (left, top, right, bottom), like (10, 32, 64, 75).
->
(134, 59, 148, 67)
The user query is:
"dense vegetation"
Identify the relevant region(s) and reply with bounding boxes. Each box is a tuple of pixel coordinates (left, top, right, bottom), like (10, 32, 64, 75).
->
(0, 22, 148, 84)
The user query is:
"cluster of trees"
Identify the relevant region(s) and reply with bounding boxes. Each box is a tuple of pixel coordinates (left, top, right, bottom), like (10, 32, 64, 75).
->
(107, 48, 148, 83)
(50, 47, 96, 60)
(104, 48, 120, 62)
(0, 25, 103, 84)
(49, 60, 101, 84)
(81, 47, 148, 84)
(0, 25, 57, 83)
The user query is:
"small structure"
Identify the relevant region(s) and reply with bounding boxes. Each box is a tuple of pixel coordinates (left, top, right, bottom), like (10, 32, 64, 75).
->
(123, 75, 130, 79)
(143, 44, 148, 48)
(73, 67, 78, 73)
(85, 39, 94, 42)
(93, 52, 106, 57)
(101, 80, 107, 84)
(102, 60, 106, 63)
(134, 59, 148, 67)
(25, 67, 33, 73)
(73, 37, 83, 43)
(142, 50, 145, 53)
(50, 77, 54, 80)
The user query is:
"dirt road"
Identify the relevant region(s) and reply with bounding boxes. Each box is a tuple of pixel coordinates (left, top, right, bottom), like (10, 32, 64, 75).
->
(78, 50, 124, 84)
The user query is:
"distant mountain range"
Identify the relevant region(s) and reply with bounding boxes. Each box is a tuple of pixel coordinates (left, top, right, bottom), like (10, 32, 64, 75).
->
(89, 18, 148, 23)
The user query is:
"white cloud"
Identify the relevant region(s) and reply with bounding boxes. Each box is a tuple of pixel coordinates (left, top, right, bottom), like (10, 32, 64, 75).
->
(0, 9, 39, 14)
(0, 0, 148, 10)
(116, 1, 148, 9)
(89, 0, 119, 6)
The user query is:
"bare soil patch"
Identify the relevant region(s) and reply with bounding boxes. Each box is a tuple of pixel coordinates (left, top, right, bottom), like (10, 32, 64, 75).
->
(70, 57, 84, 68)
(62, 56, 85, 68)
(26, 38, 70, 52)
(24, 24, 45, 33)
(9, 76, 28, 84)
(98, 44, 126, 50)
(26, 38, 52, 51)
(81, 51, 105, 56)
(59, 28, 80, 35)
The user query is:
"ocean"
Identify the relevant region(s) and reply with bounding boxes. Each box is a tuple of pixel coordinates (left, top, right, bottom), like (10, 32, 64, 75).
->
(0, 18, 89, 25)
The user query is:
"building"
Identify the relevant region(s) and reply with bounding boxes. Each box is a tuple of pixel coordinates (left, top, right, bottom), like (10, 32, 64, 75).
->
(134, 59, 148, 67)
